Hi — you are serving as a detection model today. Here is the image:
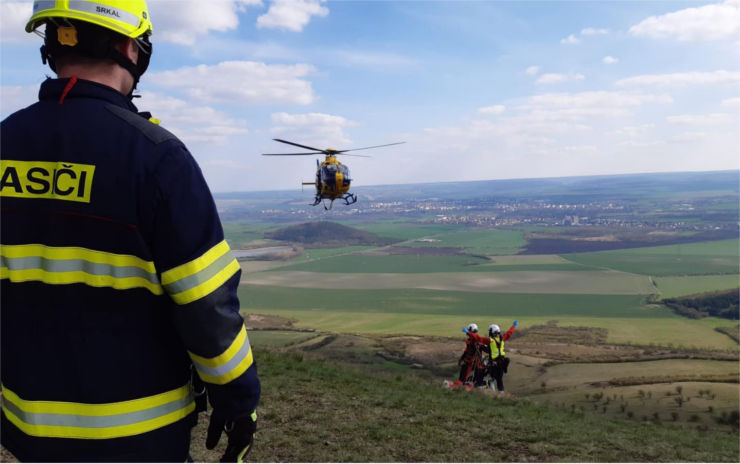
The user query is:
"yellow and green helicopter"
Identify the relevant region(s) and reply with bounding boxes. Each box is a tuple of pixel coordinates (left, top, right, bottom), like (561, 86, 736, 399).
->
(262, 138, 405, 209)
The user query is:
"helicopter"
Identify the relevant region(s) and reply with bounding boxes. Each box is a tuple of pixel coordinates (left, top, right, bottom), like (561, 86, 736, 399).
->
(262, 138, 405, 209)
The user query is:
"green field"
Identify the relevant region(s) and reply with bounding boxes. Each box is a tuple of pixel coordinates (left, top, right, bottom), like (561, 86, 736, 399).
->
(653, 275, 740, 298)
(565, 240, 740, 276)
(285, 245, 375, 263)
(240, 309, 738, 350)
(238, 285, 739, 349)
(538, 359, 738, 389)
(244, 269, 656, 294)
(239, 286, 663, 318)
(402, 229, 527, 255)
(222, 222, 274, 248)
(272, 253, 604, 274)
(248, 330, 318, 347)
(351, 221, 461, 241)
(272, 253, 491, 273)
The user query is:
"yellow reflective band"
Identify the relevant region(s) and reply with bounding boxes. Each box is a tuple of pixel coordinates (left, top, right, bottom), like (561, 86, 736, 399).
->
(161, 240, 240, 305)
(161, 240, 230, 285)
(0, 244, 162, 295)
(189, 325, 254, 385)
(1, 244, 156, 271)
(1, 384, 194, 440)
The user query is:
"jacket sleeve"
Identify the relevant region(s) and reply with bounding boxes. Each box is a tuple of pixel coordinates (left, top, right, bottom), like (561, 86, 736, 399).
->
(502, 325, 516, 342)
(467, 332, 491, 345)
(149, 144, 260, 418)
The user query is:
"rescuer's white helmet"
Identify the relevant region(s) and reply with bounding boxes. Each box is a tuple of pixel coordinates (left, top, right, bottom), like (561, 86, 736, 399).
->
(467, 323, 478, 333)
(489, 324, 501, 336)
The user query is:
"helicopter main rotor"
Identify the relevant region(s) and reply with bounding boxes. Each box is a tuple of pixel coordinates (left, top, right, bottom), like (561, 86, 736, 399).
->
(261, 138, 405, 157)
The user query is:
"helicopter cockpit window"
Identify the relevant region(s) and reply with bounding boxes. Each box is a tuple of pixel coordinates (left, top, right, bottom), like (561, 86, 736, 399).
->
(321, 165, 337, 182)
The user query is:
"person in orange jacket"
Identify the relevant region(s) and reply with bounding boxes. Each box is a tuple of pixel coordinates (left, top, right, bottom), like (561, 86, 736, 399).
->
(464, 321, 518, 393)
(451, 323, 485, 388)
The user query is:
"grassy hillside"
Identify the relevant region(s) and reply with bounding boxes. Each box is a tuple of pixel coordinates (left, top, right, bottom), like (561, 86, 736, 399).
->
(192, 349, 739, 462)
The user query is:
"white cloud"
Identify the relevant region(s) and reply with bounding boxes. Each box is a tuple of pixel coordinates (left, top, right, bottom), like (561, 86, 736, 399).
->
(270, 112, 357, 147)
(721, 97, 740, 106)
(581, 27, 609, 35)
(529, 92, 672, 108)
(669, 132, 710, 143)
(536, 73, 585, 84)
(667, 113, 736, 126)
(0, 85, 38, 118)
(149, 0, 262, 45)
(562, 145, 597, 153)
(520, 91, 673, 120)
(560, 34, 580, 44)
(616, 70, 740, 87)
(478, 105, 506, 115)
(610, 123, 655, 138)
(148, 61, 316, 105)
(257, 0, 328, 32)
(138, 91, 248, 145)
(525, 66, 541, 76)
(329, 50, 417, 69)
(629, 0, 740, 42)
(1, 2, 35, 42)
(602, 56, 619, 64)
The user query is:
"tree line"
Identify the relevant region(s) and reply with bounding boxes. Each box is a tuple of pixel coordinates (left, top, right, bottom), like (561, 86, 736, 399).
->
(663, 289, 739, 320)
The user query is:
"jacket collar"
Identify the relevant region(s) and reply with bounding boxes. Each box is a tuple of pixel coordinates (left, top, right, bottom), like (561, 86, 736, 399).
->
(39, 77, 139, 112)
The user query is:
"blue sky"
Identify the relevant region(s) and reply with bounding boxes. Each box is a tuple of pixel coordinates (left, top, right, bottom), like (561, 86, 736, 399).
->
(1, 0, 738, 192)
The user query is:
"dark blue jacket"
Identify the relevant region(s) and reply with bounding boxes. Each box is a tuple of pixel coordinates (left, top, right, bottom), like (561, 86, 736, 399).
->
(0, 78, 260, 462)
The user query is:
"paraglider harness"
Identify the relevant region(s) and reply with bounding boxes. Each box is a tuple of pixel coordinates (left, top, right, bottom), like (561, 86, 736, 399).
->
(458, 337, 485, 382)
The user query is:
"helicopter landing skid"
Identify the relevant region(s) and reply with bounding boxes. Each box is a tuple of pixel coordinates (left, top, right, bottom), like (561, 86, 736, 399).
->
(341, 193, 357, 206)
(312, 193, 357, 210)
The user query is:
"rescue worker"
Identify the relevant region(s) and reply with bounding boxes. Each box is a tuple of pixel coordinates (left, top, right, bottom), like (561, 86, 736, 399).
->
(464, 321, 518, 393)
(0, 1, 260, 461)
(452, 323, 485, 388)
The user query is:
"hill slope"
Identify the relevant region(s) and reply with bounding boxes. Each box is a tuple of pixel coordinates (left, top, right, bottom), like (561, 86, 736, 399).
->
(192, 350, 739, 462)
(264, 221, 395, 248)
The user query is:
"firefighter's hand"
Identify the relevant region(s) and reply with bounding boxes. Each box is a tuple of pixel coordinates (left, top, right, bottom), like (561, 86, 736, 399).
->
(513, 320, 519, 327)
(462, 327, 469, 334)
(206, 409, 257, 462)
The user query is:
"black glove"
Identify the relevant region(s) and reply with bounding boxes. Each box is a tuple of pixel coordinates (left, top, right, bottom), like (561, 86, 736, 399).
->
(206, 409, 257, 463)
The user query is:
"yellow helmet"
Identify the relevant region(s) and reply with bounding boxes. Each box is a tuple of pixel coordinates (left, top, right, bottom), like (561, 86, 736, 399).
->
(26, 0, 152, 38)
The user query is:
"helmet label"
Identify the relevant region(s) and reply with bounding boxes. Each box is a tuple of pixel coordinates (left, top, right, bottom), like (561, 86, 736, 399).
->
(96, 6, 121, 19)
(0, 160, 96, 203)
(68, 0, 141, 28)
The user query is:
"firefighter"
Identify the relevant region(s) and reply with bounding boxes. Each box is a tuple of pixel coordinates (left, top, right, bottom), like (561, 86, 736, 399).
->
(452, 323, 485, 388)
(464, 321, 518, 393)
(0, 1, 260, 461)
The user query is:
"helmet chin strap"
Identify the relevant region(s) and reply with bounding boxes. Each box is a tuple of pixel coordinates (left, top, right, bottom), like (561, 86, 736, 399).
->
(108, 48, 142, 97)
(108, 36, 151, 97)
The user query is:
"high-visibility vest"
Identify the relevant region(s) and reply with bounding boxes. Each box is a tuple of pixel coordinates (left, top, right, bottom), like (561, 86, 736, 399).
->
(490, 337, 506, 358)
(1, 78, 259, 462)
